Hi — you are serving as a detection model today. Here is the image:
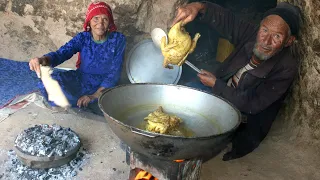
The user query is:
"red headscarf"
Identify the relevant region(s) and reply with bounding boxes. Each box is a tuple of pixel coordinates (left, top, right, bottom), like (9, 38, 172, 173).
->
(76, 1, 117, 68)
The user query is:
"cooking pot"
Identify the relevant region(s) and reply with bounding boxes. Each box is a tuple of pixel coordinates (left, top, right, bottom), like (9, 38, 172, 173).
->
(98, 83, 241, 160)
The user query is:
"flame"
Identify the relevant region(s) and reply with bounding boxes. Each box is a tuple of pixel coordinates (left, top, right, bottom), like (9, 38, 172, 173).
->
(174, 159, 184, 163)
(135, 170, 158, 180)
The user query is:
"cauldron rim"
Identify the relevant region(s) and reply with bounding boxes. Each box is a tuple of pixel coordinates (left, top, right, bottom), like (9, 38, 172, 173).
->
(98, 83, 242, 139)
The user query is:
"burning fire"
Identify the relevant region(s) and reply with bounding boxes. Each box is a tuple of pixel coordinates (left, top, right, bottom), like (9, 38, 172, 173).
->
(135, 170, 158, 180)
(134, 160, 185, 179)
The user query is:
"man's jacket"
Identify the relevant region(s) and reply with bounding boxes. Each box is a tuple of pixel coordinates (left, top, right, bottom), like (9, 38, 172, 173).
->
(197, 2, 299, 118)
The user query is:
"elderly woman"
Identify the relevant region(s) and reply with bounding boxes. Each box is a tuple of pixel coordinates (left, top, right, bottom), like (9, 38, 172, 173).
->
(29, 1, 126, 115)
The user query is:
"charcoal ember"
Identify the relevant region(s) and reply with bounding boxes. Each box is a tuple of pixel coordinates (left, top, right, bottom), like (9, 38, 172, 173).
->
(70, 158, 81, 169)
(38, 148, 46, 156)
(43, 129, 53, 136)
(56, 149, 63, 156)
(44, 136, 53, 145)
(52, 124, 62, 131)
(3, 148, 89, 180)
(60, 165, 73, 176)
(72, 136, 80, 143)
(48, 169, 62, 176)
(14, 124, 80, 157)
(37, 173, 47, 179)
(78, 152, 84, 158)
(61, 134, 68, 141)
(71, 170, 77, 177)
(27, 147, 35, 155)
(47, 150, 55, 158)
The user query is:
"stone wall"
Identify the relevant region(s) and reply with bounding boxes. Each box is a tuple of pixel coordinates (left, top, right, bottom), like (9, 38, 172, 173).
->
(0, 0, 184, 68)
(276, 0, 320, 147)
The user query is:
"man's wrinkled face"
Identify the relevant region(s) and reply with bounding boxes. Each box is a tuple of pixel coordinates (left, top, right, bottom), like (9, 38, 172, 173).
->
(89, 14, 109, 36)
(253, 15, 292, 60)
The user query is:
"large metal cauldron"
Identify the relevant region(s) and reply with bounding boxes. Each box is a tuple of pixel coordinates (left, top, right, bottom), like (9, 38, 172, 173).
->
(98, 84, 241, 160)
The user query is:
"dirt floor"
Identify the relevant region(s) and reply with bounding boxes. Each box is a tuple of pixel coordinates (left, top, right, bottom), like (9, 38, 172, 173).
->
(0, 103, 319, 180)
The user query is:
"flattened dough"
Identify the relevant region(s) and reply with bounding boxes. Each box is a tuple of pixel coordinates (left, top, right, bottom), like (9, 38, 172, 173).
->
(40, 66, 70, 108)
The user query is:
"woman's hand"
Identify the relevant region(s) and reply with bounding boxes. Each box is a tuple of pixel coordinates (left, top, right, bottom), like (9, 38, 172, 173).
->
(77, 87, 105, 107)
(29, 56, 50, 76)
(171, 2, 206, 27)
(77, 95, 96, 108)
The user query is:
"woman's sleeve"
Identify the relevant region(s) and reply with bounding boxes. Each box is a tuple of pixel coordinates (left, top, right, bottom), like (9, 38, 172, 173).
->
(44, 33, 83, 67)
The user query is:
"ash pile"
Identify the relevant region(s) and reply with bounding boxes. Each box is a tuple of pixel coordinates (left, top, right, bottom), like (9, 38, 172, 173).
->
(14, 124, 80, 157)
(0, 124, 90, 180)
(2, 148, 89, 180)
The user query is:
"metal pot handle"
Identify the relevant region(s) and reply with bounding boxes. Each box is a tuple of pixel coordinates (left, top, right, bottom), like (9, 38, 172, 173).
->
(131, 128, 158, 138)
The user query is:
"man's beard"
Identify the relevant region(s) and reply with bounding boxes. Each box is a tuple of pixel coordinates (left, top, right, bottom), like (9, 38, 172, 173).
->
(253, 43, 284, 61)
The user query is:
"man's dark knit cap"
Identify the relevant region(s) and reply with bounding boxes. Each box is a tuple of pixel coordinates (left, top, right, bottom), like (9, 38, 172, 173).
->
(263, 2, 302, 36)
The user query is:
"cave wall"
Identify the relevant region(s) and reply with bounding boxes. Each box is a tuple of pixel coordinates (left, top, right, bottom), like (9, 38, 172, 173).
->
(276, 0, 320, 147)
(0, 0, 184, 68)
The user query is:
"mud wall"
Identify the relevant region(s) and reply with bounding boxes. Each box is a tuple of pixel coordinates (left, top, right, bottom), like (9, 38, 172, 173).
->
(0, 0, 184, 68)
(274, 0, 320, 147)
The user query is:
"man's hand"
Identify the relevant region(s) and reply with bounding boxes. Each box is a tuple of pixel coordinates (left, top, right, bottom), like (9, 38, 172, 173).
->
(77, 95, 96, 108)
(197, 69, 217, 88)
(29, 56, 50, 76)
(171, 2, 206, 27)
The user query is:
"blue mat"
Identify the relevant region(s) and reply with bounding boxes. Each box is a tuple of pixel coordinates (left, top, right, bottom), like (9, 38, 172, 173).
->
(0, 58, 40, 108)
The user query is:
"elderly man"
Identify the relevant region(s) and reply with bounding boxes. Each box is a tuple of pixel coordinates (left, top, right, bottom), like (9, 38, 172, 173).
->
(171, 2, 302, 160)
